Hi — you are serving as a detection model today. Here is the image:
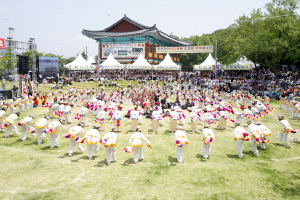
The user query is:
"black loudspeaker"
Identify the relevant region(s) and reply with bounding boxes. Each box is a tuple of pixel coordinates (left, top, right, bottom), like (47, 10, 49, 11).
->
(18, 55, 29, 74)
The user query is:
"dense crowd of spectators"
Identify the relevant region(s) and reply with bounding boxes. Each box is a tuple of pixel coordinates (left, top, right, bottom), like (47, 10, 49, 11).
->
(41, 67, 300, 99)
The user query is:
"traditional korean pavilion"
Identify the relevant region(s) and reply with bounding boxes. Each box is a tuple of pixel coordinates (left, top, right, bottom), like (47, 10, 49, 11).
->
(82, 14, 192, 65)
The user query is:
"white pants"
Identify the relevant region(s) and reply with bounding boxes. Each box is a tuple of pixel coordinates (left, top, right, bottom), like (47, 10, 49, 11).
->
(68, 138, 84, 154)
(203, 144, 211, 158)
(138, 116, 143, 125)
(280, 131, 290, 146)
(176, 144, 185, 162)
(18, 104, 25, 112)
(105, 146, 116, 163)
(50, 133, 59, 148)
(36, 128, 46, 145)
(236, 140, 245, 158)
(250, 139, 258, 155)
(5, 124, 20, 137)
(9, 107, 17, 115)
(87, 143, 99, 159)
(132, 147, 144, 162)
(21, 125, 35, 141)
(261, 143, 266, 149)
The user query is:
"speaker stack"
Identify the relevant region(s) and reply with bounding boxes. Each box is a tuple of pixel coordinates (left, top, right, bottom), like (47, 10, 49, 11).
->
(17, 55, 29, 74)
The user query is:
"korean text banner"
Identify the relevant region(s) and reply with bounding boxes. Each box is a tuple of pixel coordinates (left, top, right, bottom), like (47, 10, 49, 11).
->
(125, 65, 152, 70)
(0, 38, 5, 49)
(193, 65, 213, 71)
(69, 65, 96, 70)
(156, 46, 213, 54)
(223, 65, 252, 70)
(102, 43, 145, 58)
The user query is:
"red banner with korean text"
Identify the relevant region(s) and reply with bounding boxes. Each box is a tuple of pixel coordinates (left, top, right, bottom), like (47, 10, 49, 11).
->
(0, 38, 5, 49)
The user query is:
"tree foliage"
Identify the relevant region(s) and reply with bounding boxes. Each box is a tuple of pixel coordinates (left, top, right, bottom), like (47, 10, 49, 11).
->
(221, 0, 300, 72)
(179, 0, 300, 72)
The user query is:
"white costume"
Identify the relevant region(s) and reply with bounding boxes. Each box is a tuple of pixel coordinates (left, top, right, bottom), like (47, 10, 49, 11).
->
(95, 111, 106, 131)
(47, 120, 62, 148)
(248, 123, 261, 155)
(174, 128, 188, 163)
(151, 110, 163, 132)
(62, 106, 72, 124)
(102, 131, 117, 165)
(112, 110, 123, 132)
(19, 116, 35, 141)
(129, 131, 151, 163)
(84, 128, 100, 160)
(234, 125, 247, 158)
(4, 113, 20, 137)
(68, 125, 85, 156)
(257, 124, 272, 149)
(202, 128, 215, 159)
(279, 119, 292, 146)
(34, 117, 48, 145)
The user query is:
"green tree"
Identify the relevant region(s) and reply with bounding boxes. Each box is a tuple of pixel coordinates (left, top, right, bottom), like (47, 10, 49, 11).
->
(181, 34, 213, 70)
(0, 49, 14, 76)
(222, 0, 300, 72)
(81, 51, 87, 60)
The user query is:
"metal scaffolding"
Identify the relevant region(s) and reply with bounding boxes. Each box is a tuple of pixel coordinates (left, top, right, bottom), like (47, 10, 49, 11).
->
(4, 28, 38, 85)
(29, 38, 37, 85)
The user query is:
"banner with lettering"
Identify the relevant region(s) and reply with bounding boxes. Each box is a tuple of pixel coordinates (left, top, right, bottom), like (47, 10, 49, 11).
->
(0, 38, 5, 49)
(222, 65, 252, 70)
(102, 43, 145, 58)
(156, 46, 213, 54)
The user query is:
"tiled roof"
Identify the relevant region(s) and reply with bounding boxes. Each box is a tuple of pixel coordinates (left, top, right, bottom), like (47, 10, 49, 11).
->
(82, 15, 192, 46)
(82, 27, 156, 38)
(102, 14, 154, 31)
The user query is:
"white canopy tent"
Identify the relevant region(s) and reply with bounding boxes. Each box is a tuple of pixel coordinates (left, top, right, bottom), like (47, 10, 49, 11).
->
(153, 53, 181, 70)
(193, 53, 221, 71)
(87, 56, 96, 64)
(223, 56, 254, 70)
(64, 53, 96, 70)
(99, 52, 124, 69)
(126, 53, 152, 70)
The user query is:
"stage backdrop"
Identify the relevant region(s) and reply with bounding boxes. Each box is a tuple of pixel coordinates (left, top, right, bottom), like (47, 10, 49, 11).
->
(39, 57, 59, 78)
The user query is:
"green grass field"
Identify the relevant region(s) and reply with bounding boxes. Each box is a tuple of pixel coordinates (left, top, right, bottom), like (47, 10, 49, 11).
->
(0, 81, 300, 200)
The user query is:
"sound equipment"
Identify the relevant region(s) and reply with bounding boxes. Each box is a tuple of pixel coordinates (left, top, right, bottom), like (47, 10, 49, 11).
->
(17, 55, 29, 74)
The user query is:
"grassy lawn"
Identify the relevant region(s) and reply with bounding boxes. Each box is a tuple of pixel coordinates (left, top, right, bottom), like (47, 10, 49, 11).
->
(0, 81, 300, 200)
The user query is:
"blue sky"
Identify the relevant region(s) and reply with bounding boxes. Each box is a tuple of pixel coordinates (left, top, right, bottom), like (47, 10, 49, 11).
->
(0, 0, 289, 58)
